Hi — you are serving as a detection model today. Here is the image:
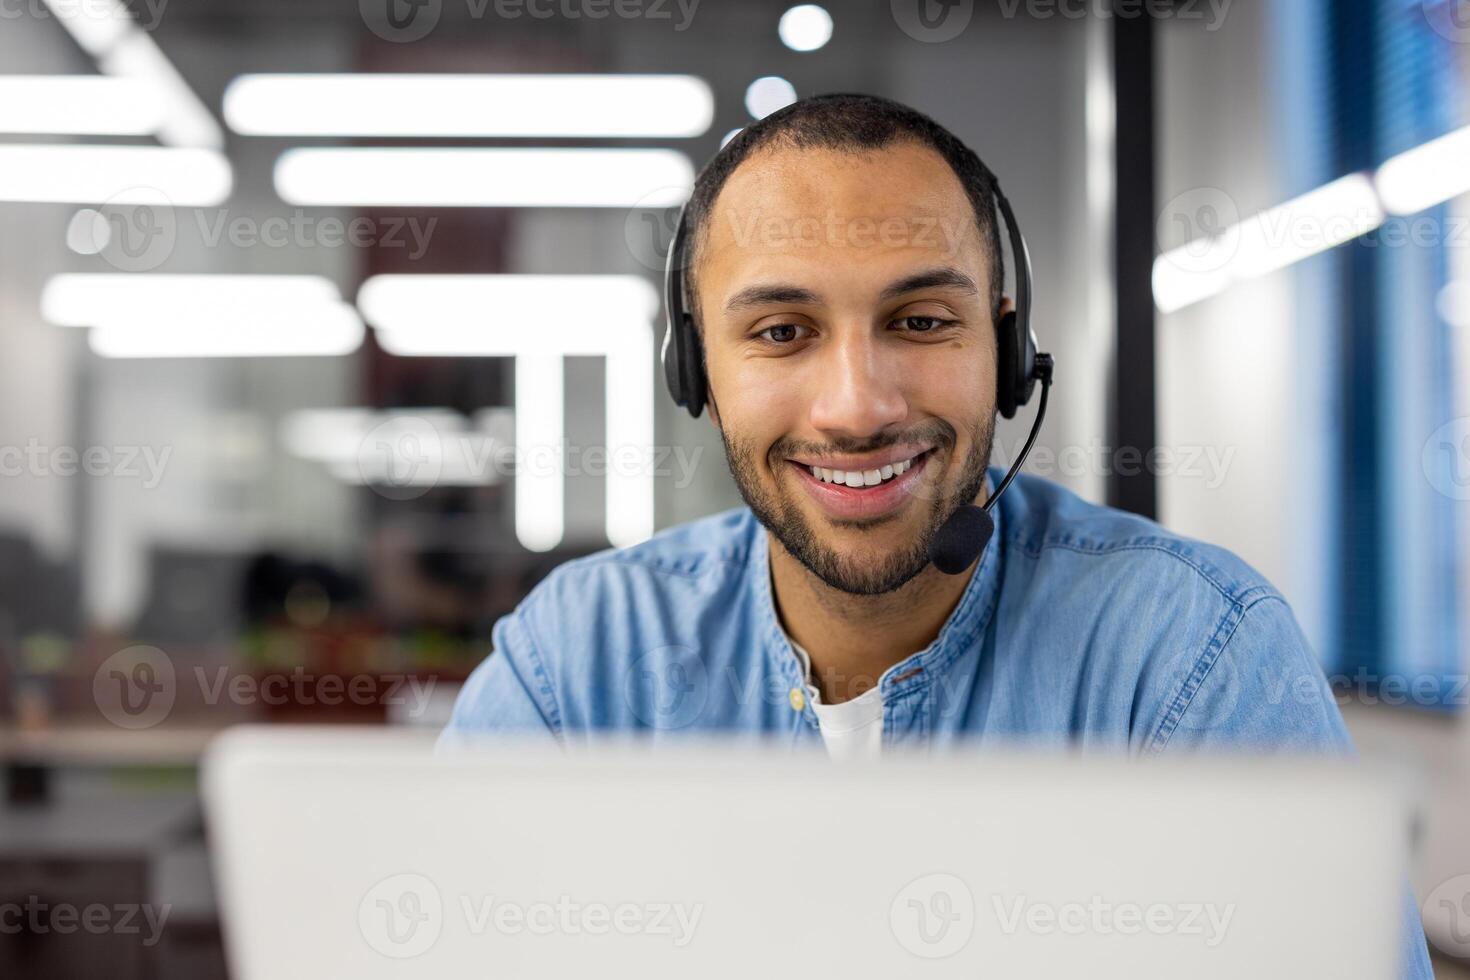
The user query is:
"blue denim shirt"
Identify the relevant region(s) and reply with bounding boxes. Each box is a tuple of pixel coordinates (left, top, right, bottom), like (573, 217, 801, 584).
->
(442, 467, 1432, 976)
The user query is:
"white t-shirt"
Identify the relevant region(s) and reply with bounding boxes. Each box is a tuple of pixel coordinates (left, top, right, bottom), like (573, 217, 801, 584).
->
(786, 636, 885, 761)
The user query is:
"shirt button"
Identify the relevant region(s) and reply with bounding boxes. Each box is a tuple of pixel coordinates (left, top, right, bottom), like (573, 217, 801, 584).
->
(788, 687, 806, 712)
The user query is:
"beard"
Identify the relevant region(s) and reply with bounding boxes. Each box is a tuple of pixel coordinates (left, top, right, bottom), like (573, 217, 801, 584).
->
(719, 414, 996, 596)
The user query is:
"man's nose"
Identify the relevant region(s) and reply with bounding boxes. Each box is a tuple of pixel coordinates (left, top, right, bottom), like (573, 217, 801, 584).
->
(806, 330, 908, 439)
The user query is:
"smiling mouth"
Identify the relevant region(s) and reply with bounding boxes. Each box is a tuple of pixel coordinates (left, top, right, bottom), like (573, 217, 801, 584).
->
(799, 449, 930, 489)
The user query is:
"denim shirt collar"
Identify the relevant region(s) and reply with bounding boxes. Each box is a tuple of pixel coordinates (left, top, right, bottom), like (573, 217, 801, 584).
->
(752, 469, 1005, 705)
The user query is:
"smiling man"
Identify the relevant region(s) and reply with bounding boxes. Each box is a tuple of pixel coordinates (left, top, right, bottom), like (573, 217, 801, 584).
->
(442, 92, 1431, 975)
(443, 91, 1354, 753)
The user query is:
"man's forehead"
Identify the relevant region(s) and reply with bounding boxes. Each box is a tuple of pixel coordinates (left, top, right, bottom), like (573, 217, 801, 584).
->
(699, 141, 982, 266)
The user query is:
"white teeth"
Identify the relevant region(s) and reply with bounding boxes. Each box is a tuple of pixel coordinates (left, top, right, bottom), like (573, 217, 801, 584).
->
(809, 453, 921, 485)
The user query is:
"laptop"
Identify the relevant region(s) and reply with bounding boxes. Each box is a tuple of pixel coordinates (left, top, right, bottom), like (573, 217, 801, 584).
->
(202, 726, 1410, 979)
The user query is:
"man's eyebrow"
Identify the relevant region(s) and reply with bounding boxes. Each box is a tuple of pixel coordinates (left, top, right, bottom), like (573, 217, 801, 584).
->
(878, 267, 979, 301)
(720, 268, 978, 315)
(723, 283, 822, 314)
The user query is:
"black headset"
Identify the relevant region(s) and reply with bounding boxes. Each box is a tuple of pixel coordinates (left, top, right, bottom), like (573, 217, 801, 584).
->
(661, 176, 1046, 422)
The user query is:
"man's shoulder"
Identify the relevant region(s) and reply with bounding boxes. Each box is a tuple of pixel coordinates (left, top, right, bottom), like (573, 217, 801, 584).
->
(996, 474, 1346, 753)
(999, 471, 1282, 610)
(481, 507, 770, 731)
(521, 506, 761, 614)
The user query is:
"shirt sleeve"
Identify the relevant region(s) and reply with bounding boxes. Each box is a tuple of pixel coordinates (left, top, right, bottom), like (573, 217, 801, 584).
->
(436, 605, 562, 750)
(1149, 595, 1352, 754)
(1153, 595, 1434, 980)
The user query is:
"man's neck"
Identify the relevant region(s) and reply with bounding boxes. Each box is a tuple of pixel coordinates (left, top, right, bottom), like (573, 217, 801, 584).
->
(768, 534, 977, 705)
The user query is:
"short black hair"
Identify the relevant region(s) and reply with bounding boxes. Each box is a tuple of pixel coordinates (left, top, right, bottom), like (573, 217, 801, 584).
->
(682, 92, 1005, 329)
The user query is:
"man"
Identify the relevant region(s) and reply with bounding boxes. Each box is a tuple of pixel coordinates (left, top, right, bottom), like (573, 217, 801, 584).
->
(441, 93, 1431, 975)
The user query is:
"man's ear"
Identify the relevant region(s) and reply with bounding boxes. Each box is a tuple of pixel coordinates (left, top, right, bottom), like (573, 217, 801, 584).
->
(705, 388, 721, 428)
(997, 295, 1015, 319)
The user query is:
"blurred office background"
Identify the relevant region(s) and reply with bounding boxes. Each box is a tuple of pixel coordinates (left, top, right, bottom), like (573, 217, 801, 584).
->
(0, 0, 1467, 975)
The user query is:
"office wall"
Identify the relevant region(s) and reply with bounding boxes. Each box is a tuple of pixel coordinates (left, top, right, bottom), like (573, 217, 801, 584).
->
(1156, 3, 1319, 630)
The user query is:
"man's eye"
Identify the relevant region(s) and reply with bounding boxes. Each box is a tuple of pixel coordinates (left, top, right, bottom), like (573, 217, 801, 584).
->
(895, 316, 952, 333)
(758, 323, 807, 344)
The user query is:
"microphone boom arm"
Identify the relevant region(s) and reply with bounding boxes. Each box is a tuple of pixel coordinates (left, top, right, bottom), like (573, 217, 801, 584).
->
(984, 352, 1054, 511)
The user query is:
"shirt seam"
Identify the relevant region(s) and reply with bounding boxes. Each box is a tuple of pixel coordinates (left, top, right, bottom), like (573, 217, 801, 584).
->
(1144, 592, 1283, 755)
(1007, 533, 1273, 608)
(604, 551, 751, 581)
(509, 604, 565, 736)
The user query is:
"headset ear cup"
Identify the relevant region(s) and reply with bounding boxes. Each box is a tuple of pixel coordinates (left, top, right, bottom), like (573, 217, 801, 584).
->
(682, 314, 707, 418)
(1017, 328, 1038, 409)
(996, 309, 1020, 419)
(661, 317, 686, 407)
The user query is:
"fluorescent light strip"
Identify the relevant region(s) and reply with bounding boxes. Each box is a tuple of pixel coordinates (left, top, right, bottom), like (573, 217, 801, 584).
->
(1153, 174, 1384, 313)
(1156, 125, 1470, 312)
(101, 31, 224, 148)
(358, 275, 659, 335)
(284, 407, 492, 462)
(358, 275, 657, 550)
(225, 74, 714, 138)
(275, 148, 692, 208)
(88, 302, 364, 358)
(0, 76, 166, 134)
(40, 0, 223, 149)
(39, 0, 131, 57)
(515, 355, 565, 551)
(0, 145, 231, 205)
(282, 408, 380, 462)
(43, 274, 340, 326)
(42, 274, 361, 358)
(1375, 124, 1470, 216)
(287, 408, 512, 487)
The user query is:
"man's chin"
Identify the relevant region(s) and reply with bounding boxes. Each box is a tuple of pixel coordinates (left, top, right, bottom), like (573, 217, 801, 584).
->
(797, 545, 935, 596)
(771, 503, 938, 595)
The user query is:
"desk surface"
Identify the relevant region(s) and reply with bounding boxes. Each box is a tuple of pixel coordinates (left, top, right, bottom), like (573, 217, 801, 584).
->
(0, 724, 227, 768)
